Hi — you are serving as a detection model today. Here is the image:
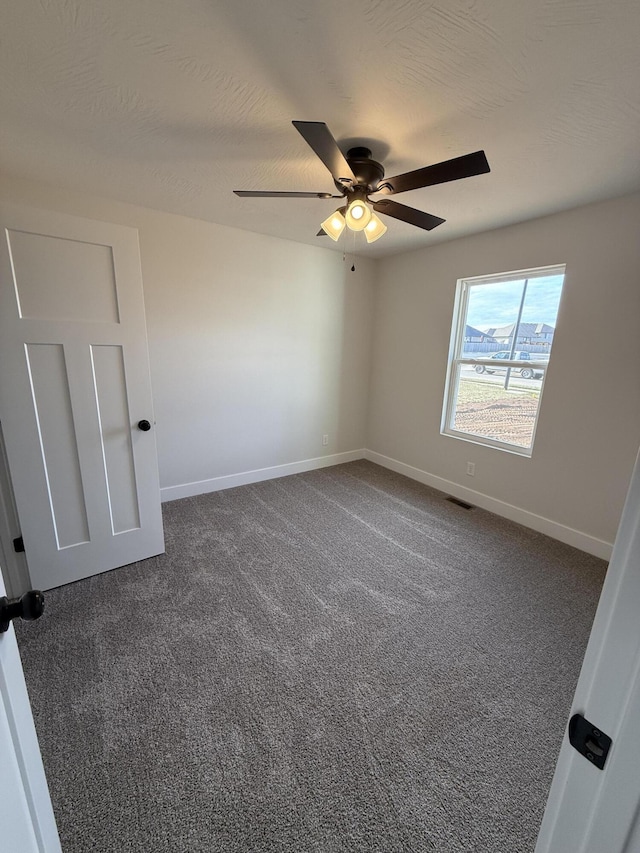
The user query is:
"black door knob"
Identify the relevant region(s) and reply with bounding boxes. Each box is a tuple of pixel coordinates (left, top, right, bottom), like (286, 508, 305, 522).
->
(0, 590, 45, 634)
(137, 419, 151, 431)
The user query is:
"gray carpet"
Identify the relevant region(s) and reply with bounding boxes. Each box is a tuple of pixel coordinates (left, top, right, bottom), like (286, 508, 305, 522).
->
(16, 461, 607, 852)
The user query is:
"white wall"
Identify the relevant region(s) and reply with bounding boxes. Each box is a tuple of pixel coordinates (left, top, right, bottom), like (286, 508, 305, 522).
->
(367, 193, 640, 553)
(0, 175, 375, 496)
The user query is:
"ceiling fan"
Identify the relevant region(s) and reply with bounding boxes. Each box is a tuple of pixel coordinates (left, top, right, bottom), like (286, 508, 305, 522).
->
(234, 121, 490, 243)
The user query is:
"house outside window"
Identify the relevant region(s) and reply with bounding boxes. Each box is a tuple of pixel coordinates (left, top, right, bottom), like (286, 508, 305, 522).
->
(441, 265, 566, 456)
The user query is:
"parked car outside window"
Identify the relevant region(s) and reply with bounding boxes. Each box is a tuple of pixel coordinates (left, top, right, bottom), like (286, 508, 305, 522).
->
(474, 351, 543, 380)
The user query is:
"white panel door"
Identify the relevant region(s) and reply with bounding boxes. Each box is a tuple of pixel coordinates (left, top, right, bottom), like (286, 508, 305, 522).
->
(0, 571, 61, 852)
(0, 203, 164, 590)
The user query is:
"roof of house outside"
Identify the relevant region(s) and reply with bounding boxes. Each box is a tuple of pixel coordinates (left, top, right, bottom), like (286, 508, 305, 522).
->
(483, 322, 555, 337)
(464, 324, 492, 339)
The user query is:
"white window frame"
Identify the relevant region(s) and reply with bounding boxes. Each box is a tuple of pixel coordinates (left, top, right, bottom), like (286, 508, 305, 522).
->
(441, 264, 566, 457)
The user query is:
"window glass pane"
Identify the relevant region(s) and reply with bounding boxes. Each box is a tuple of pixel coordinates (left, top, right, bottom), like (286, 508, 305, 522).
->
(463, 281, 525, 356)
(452, 365, 542, 449)
(443, 266, 565, 455)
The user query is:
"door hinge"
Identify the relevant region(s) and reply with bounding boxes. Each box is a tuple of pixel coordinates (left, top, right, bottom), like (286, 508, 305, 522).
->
(13, 535, 25, 553)
(568, 714, 612, 770)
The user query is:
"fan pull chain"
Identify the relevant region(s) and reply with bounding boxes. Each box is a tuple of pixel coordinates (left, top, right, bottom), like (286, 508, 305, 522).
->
(341, 227, 356, 272)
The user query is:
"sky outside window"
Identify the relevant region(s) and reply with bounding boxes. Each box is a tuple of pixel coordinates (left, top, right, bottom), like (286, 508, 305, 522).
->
(466, 275, 564, 329)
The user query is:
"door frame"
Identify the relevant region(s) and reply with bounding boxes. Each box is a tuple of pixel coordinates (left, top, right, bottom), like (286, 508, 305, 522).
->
(0, 425, 29, 597)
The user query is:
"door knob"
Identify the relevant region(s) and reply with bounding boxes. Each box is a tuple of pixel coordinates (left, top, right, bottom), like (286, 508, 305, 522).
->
(0, 590, 45, 634)
(137, 419, 151, 431)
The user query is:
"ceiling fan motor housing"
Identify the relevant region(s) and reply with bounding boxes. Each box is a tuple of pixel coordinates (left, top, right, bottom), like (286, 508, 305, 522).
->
(335, 147, 385, 195)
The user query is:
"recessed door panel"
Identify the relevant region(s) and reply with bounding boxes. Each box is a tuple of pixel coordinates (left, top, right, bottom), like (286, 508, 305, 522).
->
(91, 345, 140, 535)
(7, 229, 119, 323)
(25, 343, 89, 549)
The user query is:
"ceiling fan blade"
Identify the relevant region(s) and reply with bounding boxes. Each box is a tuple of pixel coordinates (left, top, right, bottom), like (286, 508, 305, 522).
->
(379, 150, 490, 195)
(234, 190, 339, 198)
(292, 121, 357, 186)
(317, 228, 328, 237)
(373, 199, 445, 231)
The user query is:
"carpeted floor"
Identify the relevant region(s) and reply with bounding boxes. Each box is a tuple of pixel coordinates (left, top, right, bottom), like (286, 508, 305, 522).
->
(16, 461, 607, 852)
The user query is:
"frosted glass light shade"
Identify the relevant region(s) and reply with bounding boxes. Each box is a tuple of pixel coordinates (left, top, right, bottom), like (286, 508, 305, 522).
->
(345, 199, 372, 231)
(320, 210, 346, 241)
(364, 212, 387, 243)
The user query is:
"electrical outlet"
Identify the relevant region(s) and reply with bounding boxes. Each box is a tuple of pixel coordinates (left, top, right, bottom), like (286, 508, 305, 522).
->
(322, 434, 329, 446)
(466, 462, 475, 476)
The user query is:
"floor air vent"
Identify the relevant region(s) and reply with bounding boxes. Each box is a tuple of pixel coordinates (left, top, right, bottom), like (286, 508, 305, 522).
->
(446, 496, 475, 510)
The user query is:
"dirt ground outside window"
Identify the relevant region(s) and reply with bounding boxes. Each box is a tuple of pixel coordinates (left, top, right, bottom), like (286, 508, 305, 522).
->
(453, 377, 541, 447)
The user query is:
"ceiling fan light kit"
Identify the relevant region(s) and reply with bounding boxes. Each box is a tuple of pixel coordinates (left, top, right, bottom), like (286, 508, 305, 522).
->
(234, 121, 490, 246)
(320, 208, 346, 241)
(345, 194, 372, 231)
(364, 212, 387, 243)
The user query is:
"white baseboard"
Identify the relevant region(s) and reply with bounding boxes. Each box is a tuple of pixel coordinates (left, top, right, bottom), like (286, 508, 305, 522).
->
(161, 447, 613, 560)
(363, 449, 613, 561)
(160, 449, 366, 503)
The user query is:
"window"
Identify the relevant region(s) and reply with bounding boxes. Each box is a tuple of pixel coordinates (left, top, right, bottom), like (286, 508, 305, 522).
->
(441, 265, 565, 456)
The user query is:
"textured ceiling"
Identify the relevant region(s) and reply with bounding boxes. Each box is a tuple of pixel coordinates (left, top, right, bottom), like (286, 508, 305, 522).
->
(1, 0, 639, 257)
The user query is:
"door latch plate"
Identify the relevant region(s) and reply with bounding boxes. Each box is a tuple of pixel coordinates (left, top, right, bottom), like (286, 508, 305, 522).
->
(568, 714, 612, 770)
